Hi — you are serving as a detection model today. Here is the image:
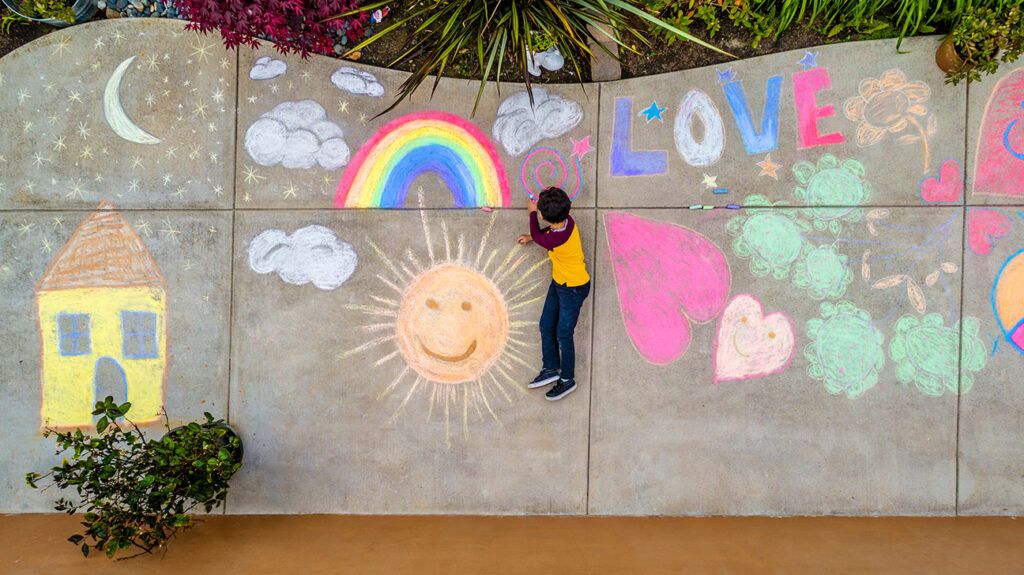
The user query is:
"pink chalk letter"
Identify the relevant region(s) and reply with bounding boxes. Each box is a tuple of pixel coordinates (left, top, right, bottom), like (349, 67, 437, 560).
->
(713, 294, 795, 383)
(604, 212, 731, 365)
(920, 159, 964, 203)
(973, 68, 1024, 197)
(968, 209, 1011, 256)
(793, 68, 845, 149)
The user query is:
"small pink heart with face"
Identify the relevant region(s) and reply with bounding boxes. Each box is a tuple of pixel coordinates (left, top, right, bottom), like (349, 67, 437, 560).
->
(968, 209, 1012, 255)
(920, 159, 963, 203)
(714, 294, 795, 383)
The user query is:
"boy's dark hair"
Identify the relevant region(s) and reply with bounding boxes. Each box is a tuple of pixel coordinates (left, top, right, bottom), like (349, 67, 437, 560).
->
(537, 187, 571, 223)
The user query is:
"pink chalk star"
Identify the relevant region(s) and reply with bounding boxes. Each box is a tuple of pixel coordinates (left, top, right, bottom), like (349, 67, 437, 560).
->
(571, 135, 593, 159)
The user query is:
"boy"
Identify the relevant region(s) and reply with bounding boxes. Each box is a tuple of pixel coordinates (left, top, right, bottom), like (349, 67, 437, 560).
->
(516, 187, 590, 401)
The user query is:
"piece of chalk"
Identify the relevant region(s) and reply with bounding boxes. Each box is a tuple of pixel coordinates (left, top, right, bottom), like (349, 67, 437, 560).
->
(712, 188, 730, 194)
(688, 204, 703, 210)
(481, 207, 493, 212)
(702, 205, 714, 210)
(726, 204, 741, 209)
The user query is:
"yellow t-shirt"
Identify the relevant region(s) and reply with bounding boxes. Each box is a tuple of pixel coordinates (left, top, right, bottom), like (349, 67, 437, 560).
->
(529, 213, 590, 287)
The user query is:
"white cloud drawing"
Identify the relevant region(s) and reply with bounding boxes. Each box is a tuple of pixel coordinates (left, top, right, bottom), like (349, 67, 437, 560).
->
(492, 87, 584, 157)
(330, 66, 385, 98)
(248, 225, 358, 291)
(249, 56, 288, 81)
(244, 100, 350, 170)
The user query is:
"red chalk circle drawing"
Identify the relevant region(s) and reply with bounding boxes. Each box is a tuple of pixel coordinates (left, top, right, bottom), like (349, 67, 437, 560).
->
(520, 146, 582, 201)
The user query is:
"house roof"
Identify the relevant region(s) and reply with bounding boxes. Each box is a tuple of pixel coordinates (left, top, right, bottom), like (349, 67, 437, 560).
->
(36, 202, 165, 291)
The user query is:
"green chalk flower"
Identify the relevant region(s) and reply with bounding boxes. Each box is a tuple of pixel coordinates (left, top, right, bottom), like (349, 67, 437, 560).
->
(726, 194, 811, 279)
(889, 314, 987, 396)
(793, 244, 852, 300)
(793, 154, 871, 235)
(805, 301, 886, 399)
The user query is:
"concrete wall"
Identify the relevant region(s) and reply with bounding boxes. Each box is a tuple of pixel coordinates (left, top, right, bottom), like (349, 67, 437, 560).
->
(1, 19, 1021, 515)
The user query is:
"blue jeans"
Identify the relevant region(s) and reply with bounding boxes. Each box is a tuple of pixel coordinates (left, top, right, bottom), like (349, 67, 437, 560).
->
(539, 280, 590, 381)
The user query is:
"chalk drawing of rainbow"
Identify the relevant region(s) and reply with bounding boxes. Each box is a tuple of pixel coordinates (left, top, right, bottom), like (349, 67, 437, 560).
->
(335, 111, 512, 208)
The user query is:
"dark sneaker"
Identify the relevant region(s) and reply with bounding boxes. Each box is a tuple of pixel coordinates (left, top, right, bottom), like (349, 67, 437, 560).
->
(528, 368, 561, 389)
(545, 379, 577, 401)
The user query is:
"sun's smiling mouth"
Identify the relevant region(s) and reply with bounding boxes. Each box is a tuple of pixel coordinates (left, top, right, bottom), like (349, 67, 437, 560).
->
(419, 339, 478, 363)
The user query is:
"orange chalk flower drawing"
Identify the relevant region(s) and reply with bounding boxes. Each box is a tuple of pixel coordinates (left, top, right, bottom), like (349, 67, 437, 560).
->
(844, 69, 936, 174)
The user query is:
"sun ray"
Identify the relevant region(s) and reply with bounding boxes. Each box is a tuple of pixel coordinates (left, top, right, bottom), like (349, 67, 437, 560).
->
(507, 279, 547, 303)
(427, 383, 437, 421)
(420, 209, 435, 264)
(374, 349, 401, 366)
(377, 365, 410, 400)
(477, 380, 499, 421)
(486, 371, 514, 403)
(462, 386, 469, 438)
(509, 295, 547, 311)
(360, 322, 397, 332)
(490, 245, 521, 280)
(390, 376, 424, 423)
(342, 304, 398, 317)
(370, 295, 400, 307)
(475, 214, 496, 267)
(405, 248, 424, 272)
(366, 239, 405, 284)
(480, 248, 500, 275)
(456, 233, 466, 264)
(508, 260, 549, 289)
(506, 337, 530, 349)
(337, 335, 395, 360)
(511, 320, 535, 327)
(443, 386, 452, 447)
(375, 274, 405, 295)
(492, 254, 529, 287)
(493, 364, 528, 398)
(440, 220, 452, 262)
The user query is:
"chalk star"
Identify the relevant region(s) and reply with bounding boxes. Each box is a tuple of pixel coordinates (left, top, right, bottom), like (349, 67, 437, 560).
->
(212, 88, 225, 103)
(128, 180, 139, 193)
(51, 35, 71, 58)
(571, 135, 593, 159)
(41, 238, 53, 254)
(131, 156, 144, 170)
(111, 29, 125, 45)
(17, 219, 35, 236)
(247, 95, 258, 104)
(52, 136, 66, 152)
(716, 68, 735, 84)
(159, 217, 181, 242)
(135, 218, 152, 237)
(79, 146, 94, 160)
(219, 57, 231, 70)
(172, 186, 187, 198)
(17, 88, 31, 105)
(242, 165, 265, 185)
(22, 121, 33, 133)
(76, 122, 90, 139)
(798, 51, 819, 70)
(282, 182, 299, 199)
(67, 90, 81, 104)
(192, 100, 208, 119)
(212, 185, 223, 197)
(756, 153, 782, 180)
(93, 36, 105, 49)
(144, 53, 160, 71)
(31, 153, 50, 167)
(66, 178, 86, 199)
(52, 216, 64, 229)
(163, 173, 173, 185)
(701, 173, 718, 189)
(338, 100, 349, 114)
(638, 101, 667, 123)
(190, 39, 215, 64)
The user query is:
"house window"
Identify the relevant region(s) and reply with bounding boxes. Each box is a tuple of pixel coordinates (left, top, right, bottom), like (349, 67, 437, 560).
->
(57, 313, 91, 356)
(121, 311, 159, 359)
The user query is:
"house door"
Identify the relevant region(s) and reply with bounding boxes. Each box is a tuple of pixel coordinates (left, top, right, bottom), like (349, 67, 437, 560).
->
(94, 357, 127, 418)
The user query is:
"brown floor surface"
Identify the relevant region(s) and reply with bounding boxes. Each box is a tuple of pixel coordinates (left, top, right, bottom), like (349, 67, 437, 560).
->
(1, 514, 1022, 574)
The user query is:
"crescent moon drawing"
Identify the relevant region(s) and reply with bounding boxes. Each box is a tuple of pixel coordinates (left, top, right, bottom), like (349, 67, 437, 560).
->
(103, 56, 162, 145)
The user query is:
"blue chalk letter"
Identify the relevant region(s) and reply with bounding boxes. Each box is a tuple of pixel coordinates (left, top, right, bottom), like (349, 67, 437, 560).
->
(610, 97, 667, 176)
(722, 76, 782, 155)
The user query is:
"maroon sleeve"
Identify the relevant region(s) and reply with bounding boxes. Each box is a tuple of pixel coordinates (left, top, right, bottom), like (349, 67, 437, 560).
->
(530, 213, 574, 251)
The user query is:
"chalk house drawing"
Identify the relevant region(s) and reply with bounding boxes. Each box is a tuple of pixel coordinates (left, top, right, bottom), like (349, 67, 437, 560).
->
(889, 314, 986, 397)
(492, 88, 583, 157)
(36, 203, 167, 428)
(249, 56, 287, 80)
(713, 294, 795, 383)
(805, 301, 885, 399)
(993, 248, 1024, 356)
(245, 100, 350, 170)
(843, 69, 935, 174)
(335, 111, 511, 208)
(103, 56, 162, 145)
(248, 225, 357, 290)
(972, 68, 1024, 197)
(330, 66, 385, 97)
(605, 212, 731, 365)
(338, 209, 547, 446)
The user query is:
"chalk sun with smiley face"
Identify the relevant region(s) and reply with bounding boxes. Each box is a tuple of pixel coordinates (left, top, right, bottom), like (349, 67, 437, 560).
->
(341, 206, 548, 445)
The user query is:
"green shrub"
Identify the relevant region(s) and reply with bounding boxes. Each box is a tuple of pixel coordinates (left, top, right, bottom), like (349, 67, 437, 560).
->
(7, 0, 75, 23)
(26, 398, 242, 559)
(947, 4, 1023, 84)
(334, 0, 732, 115)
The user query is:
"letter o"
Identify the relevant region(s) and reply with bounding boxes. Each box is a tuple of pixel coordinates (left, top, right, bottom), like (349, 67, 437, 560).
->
(674, 89, 725, 167)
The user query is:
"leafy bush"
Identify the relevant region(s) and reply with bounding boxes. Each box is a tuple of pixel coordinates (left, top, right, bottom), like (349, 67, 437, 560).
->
(4, 0, 75, 24)
(947, 5, 1023, 84)
(335, 0, 731, 115)
(178, 0, 371, 57)
(25, 398, 242, 559)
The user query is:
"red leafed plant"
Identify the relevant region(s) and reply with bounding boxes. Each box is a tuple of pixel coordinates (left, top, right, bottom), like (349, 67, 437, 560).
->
(178, 0, 370, 57)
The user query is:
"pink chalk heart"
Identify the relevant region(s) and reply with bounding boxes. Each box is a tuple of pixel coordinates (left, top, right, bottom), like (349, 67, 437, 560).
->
(713, 294, 795, 383)
(920, 159, 963, 203)
(968, 209, 1012, 255)
(973, 68, 1024, 198)
(604, 212, 731, 365)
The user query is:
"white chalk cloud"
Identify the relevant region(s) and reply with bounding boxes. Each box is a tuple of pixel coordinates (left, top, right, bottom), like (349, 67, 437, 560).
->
(330, 66, 385, 98)
(492, 87, 584, 157)
(244, 100, 350, 170)
(249, 56, 288, 81)
(248, 225, 358, 291)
